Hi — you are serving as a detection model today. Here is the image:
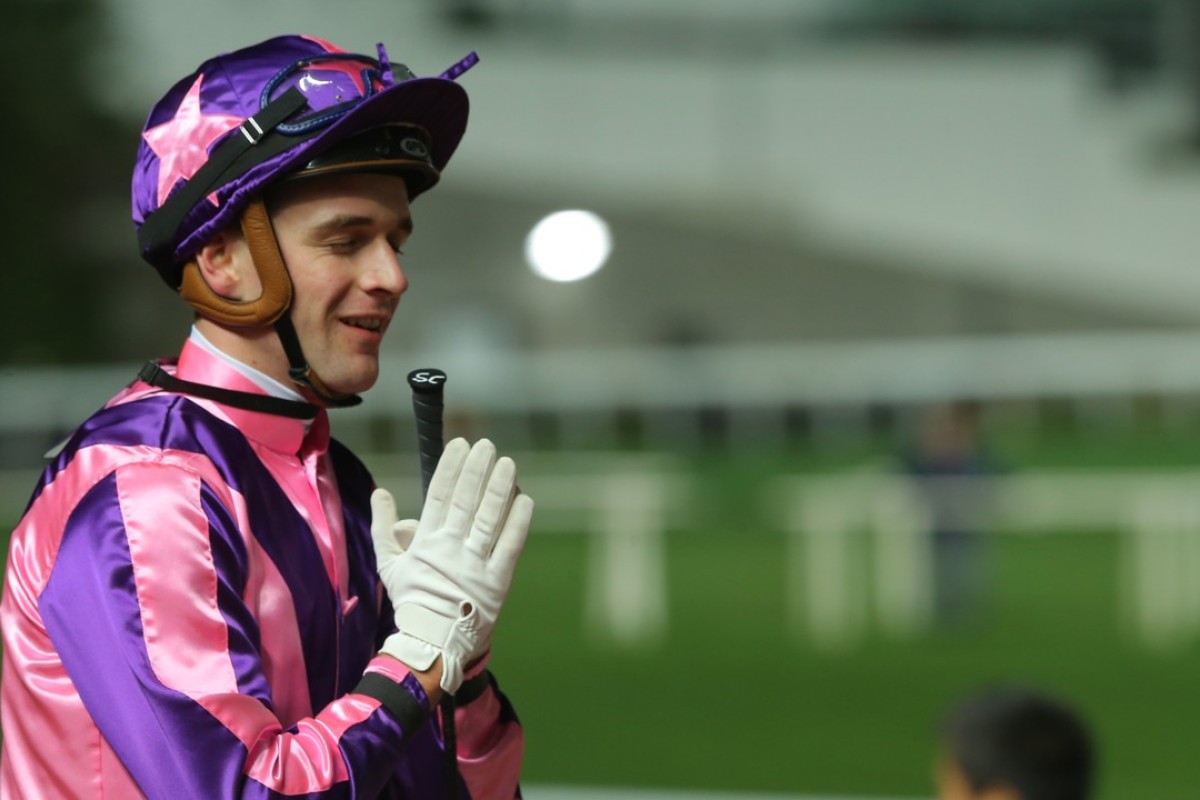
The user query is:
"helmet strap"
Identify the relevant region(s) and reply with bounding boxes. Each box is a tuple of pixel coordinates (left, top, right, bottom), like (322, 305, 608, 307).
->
(273, 314, 363, 408)
(246, 200, 362, 407)
(138, 87, 310, 273)
(183, 197, 362, 408)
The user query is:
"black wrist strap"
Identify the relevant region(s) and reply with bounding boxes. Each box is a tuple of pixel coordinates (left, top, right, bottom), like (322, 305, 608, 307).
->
(138, 361, 320, 420)
(353, 672, 428, 730)
(440, 694, 459, 796)
(456, 670, 492, 706)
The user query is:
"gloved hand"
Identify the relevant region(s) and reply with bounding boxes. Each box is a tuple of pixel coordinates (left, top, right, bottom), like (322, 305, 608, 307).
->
(371, 437, 534, 694)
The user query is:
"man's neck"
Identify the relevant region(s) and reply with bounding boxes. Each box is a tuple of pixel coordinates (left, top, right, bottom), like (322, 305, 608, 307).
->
(189, 321, 307, 403)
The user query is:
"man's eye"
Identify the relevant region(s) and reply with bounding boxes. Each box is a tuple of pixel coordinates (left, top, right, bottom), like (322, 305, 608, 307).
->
(328, 239, 360, 253)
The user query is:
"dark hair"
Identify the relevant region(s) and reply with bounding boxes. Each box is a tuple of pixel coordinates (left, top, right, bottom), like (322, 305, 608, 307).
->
(940, 687, 1095, 800)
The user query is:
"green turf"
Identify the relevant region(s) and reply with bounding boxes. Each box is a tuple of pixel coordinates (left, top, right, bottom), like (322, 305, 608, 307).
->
(4, 423, 1200, 797)
(491, 522, 1200, 799)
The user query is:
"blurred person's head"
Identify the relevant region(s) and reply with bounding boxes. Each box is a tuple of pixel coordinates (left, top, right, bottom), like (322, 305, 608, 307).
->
(934, 686, 1095, 800)
(917, 400, 982, 462)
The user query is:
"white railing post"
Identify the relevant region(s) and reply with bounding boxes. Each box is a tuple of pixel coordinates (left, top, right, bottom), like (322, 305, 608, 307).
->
(870, 478, 933, 638)
(789, 480, 869, 651)
(584, 472, 669, 649)
(1125, 488, 1200, 650)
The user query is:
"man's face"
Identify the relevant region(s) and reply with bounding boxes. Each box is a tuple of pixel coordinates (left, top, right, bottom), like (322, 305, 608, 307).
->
(269, 172, 412, 396)
(936, 756, 978, 800)
(935, 755, 1020, 800)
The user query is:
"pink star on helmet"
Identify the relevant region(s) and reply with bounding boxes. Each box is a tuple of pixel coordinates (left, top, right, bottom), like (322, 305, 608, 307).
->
(142, 74, 244, 207)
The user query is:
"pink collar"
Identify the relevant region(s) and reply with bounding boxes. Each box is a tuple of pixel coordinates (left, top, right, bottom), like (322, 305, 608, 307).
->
(170, 339, 330, 457)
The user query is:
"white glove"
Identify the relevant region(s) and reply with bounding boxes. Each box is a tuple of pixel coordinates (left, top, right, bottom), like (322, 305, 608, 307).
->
(371, 437, 534, 694)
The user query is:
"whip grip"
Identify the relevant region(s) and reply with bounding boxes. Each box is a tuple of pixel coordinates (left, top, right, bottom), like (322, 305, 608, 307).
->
(405, 366, 460, 792)
(406, 368, 447, 498)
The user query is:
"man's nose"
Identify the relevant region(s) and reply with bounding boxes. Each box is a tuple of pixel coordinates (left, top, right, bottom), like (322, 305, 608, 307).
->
(363, 242, 408, 296)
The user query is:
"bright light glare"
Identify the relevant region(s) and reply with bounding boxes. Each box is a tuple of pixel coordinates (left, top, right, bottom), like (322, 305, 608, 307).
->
(524, 210, 612, 283)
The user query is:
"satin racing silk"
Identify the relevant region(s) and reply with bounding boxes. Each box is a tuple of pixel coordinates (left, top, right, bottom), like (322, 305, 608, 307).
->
(0, 338, 524, 799)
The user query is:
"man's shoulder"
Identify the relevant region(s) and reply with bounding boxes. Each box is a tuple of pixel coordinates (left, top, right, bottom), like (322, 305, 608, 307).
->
(49, 392, 254, 482)
(80, 391, 240, 446)
(19, 393, 273, 524)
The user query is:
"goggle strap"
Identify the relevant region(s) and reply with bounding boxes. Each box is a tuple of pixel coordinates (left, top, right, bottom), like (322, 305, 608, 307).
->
(139, 86, 310, 269)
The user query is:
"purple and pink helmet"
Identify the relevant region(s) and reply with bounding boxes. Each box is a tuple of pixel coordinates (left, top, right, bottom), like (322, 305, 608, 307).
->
(132, 34, 476, 286)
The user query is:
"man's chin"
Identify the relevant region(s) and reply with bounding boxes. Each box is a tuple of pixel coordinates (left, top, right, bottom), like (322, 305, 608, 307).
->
(319, 367, 379, 398)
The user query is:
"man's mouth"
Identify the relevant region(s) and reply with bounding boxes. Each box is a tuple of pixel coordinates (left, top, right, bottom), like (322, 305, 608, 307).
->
(344, 317, 384, 332)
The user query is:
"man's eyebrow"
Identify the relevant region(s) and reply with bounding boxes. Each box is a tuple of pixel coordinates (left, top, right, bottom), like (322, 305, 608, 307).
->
(310, 213, 414, 236)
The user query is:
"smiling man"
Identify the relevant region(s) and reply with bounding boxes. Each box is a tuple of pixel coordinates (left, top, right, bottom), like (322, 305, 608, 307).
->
(196, 172, 414, 396)
(0, 35, 532, 800)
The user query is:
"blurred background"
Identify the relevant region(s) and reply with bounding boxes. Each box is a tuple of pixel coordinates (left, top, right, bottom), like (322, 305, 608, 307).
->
(5, 0, 1200, 797)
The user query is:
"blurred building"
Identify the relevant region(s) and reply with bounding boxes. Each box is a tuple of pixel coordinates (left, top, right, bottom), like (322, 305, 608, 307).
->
(8, 0, 1200, 460)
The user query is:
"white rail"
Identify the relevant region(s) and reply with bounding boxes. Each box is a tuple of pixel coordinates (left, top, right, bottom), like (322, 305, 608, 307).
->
(772, 471, 1200, 652)
(7, 458, 1200, 653)
(8, 330, 1200, 438)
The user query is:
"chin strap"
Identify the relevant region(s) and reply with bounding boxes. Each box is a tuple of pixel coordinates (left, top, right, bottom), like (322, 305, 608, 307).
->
(274, 316, 363, 408)
(184, 199, 363, 409)
(138, 361, 320, 420)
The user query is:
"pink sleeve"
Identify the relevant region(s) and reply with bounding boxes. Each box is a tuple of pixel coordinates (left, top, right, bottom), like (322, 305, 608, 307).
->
(453, 658, 525, 800)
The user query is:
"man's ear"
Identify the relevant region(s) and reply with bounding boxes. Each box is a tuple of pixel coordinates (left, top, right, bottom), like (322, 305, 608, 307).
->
(194, 228, 261, 301)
